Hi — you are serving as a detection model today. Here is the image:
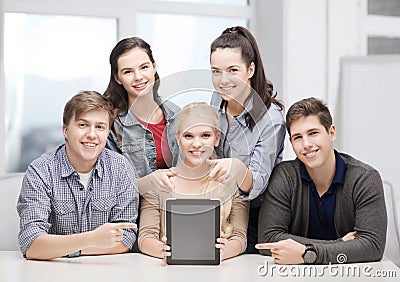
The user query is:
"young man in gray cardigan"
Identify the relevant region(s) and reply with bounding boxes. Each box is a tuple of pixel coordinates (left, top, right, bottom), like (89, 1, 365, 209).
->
(256, 97, 387, 264)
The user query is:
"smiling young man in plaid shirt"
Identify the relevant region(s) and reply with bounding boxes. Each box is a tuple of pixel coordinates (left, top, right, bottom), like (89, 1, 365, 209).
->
(17, 91, 138, 260)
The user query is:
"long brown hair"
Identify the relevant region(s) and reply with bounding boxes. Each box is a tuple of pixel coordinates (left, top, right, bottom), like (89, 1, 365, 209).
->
(210, 26, 284, 130)
(103, 37, 161, 116)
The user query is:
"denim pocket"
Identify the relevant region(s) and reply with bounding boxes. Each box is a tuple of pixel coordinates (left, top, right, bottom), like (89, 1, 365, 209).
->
(122, 142, 144, 155)
(122, 142, 145, 168)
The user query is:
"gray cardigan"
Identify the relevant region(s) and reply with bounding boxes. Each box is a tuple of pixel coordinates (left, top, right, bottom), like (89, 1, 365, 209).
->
(258, 152, 387, 264)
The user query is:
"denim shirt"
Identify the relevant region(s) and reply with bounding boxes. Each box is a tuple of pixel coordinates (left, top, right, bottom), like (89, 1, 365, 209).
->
(107, 100, 180, 178)
(210, 92, 286, 204)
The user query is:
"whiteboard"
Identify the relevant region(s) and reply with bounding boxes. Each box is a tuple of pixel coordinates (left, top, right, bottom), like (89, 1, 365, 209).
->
(338, 55, 400, 206)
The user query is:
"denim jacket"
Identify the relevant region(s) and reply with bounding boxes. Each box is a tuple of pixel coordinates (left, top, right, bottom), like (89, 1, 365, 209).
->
(107, 100, 180, 178)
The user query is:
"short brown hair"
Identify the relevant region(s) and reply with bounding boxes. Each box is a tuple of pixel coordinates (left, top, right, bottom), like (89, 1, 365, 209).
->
(286, 97, 332, 137)
(63, 90, 115, 127)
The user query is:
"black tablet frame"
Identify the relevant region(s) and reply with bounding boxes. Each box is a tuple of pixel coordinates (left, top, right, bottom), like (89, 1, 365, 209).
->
(166, 198, 220, 265)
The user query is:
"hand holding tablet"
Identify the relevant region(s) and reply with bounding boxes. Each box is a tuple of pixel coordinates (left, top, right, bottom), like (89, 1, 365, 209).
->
(159, 236, 170, 267)
(166, 199, 221, 265)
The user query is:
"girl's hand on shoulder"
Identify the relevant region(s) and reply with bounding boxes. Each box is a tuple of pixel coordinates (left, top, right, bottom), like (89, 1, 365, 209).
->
(207, 158, 249, 189)
(207, 158, 234, 183)
(150, 169, 177, 191)
(138, 169, 177, 195)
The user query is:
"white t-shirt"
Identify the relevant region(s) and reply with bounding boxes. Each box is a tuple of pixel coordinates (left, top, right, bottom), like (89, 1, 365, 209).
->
(78, 169, 93, 190)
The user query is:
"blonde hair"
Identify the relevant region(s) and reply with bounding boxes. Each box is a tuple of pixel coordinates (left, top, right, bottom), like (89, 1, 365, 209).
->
(177, 102, 234, 237)
(176, 102, 220, 136)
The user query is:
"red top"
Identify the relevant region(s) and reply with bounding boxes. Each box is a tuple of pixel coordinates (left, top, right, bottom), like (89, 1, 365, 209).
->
(137, 115, 173, 169)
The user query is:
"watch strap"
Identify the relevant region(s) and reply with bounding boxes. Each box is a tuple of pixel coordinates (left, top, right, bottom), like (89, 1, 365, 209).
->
(302, 244, 317, 264)
(67, 250, 81, 258)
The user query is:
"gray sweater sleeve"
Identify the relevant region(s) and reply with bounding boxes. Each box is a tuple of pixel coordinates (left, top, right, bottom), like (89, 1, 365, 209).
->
(258, 161, 387, 264)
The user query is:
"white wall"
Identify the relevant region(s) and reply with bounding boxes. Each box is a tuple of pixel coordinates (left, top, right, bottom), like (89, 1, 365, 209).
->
(338, 55, 400, 199)
(253, 0, 284, 101)
(256, 0, 363, 160)
(0, 0, 5, 173)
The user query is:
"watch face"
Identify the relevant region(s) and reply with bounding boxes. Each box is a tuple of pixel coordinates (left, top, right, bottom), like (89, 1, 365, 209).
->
(304, 250, 317, 264)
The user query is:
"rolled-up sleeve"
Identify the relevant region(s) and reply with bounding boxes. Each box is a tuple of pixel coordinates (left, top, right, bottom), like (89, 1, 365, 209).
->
(241, 109, 286, 200)
(17, 167, 52, 256)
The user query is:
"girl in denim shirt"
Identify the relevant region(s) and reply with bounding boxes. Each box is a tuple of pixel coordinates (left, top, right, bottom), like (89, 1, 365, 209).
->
(209, 26, 286, 253)
(104, 37, 180, 195)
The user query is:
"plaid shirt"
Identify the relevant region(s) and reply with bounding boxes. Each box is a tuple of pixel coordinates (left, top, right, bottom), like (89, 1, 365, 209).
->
(17, 145, 139, 256)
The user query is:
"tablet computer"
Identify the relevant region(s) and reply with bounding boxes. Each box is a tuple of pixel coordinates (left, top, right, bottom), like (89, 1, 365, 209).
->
(166, 198, 220, 265)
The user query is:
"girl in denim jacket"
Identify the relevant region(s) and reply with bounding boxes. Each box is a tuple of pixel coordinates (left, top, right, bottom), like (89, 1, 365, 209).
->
(104, 37, 180, 195)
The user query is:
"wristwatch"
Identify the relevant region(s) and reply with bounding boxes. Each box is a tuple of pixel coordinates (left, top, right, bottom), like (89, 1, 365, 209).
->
(302, 244, 317, 264)
(67, 250, 81, 258)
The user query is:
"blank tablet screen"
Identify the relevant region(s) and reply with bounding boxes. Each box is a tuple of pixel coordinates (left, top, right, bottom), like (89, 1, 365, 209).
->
(166, 199, 220, 265)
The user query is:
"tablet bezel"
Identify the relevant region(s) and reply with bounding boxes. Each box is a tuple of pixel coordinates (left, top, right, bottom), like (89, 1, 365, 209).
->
(166, 198, 220, 265)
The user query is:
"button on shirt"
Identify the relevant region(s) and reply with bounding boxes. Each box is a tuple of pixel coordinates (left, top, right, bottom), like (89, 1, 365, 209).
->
(17, 145, 139, 256)
(301, 150, 347, 240)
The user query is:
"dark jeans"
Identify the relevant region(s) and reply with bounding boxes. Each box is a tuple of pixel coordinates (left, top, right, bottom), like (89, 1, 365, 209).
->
(245, 206, 260, 254)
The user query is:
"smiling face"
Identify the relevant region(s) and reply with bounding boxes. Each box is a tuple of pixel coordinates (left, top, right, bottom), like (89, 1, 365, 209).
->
(178, 122, 220, 168)
(289, 115, 336, 172)
(210, 47, 254, 106)
(115, 48, 156, 104)
(63, 109, 110, 173)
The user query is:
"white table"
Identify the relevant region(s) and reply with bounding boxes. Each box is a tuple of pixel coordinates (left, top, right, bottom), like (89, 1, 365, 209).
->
(0, 252, 398, 282)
